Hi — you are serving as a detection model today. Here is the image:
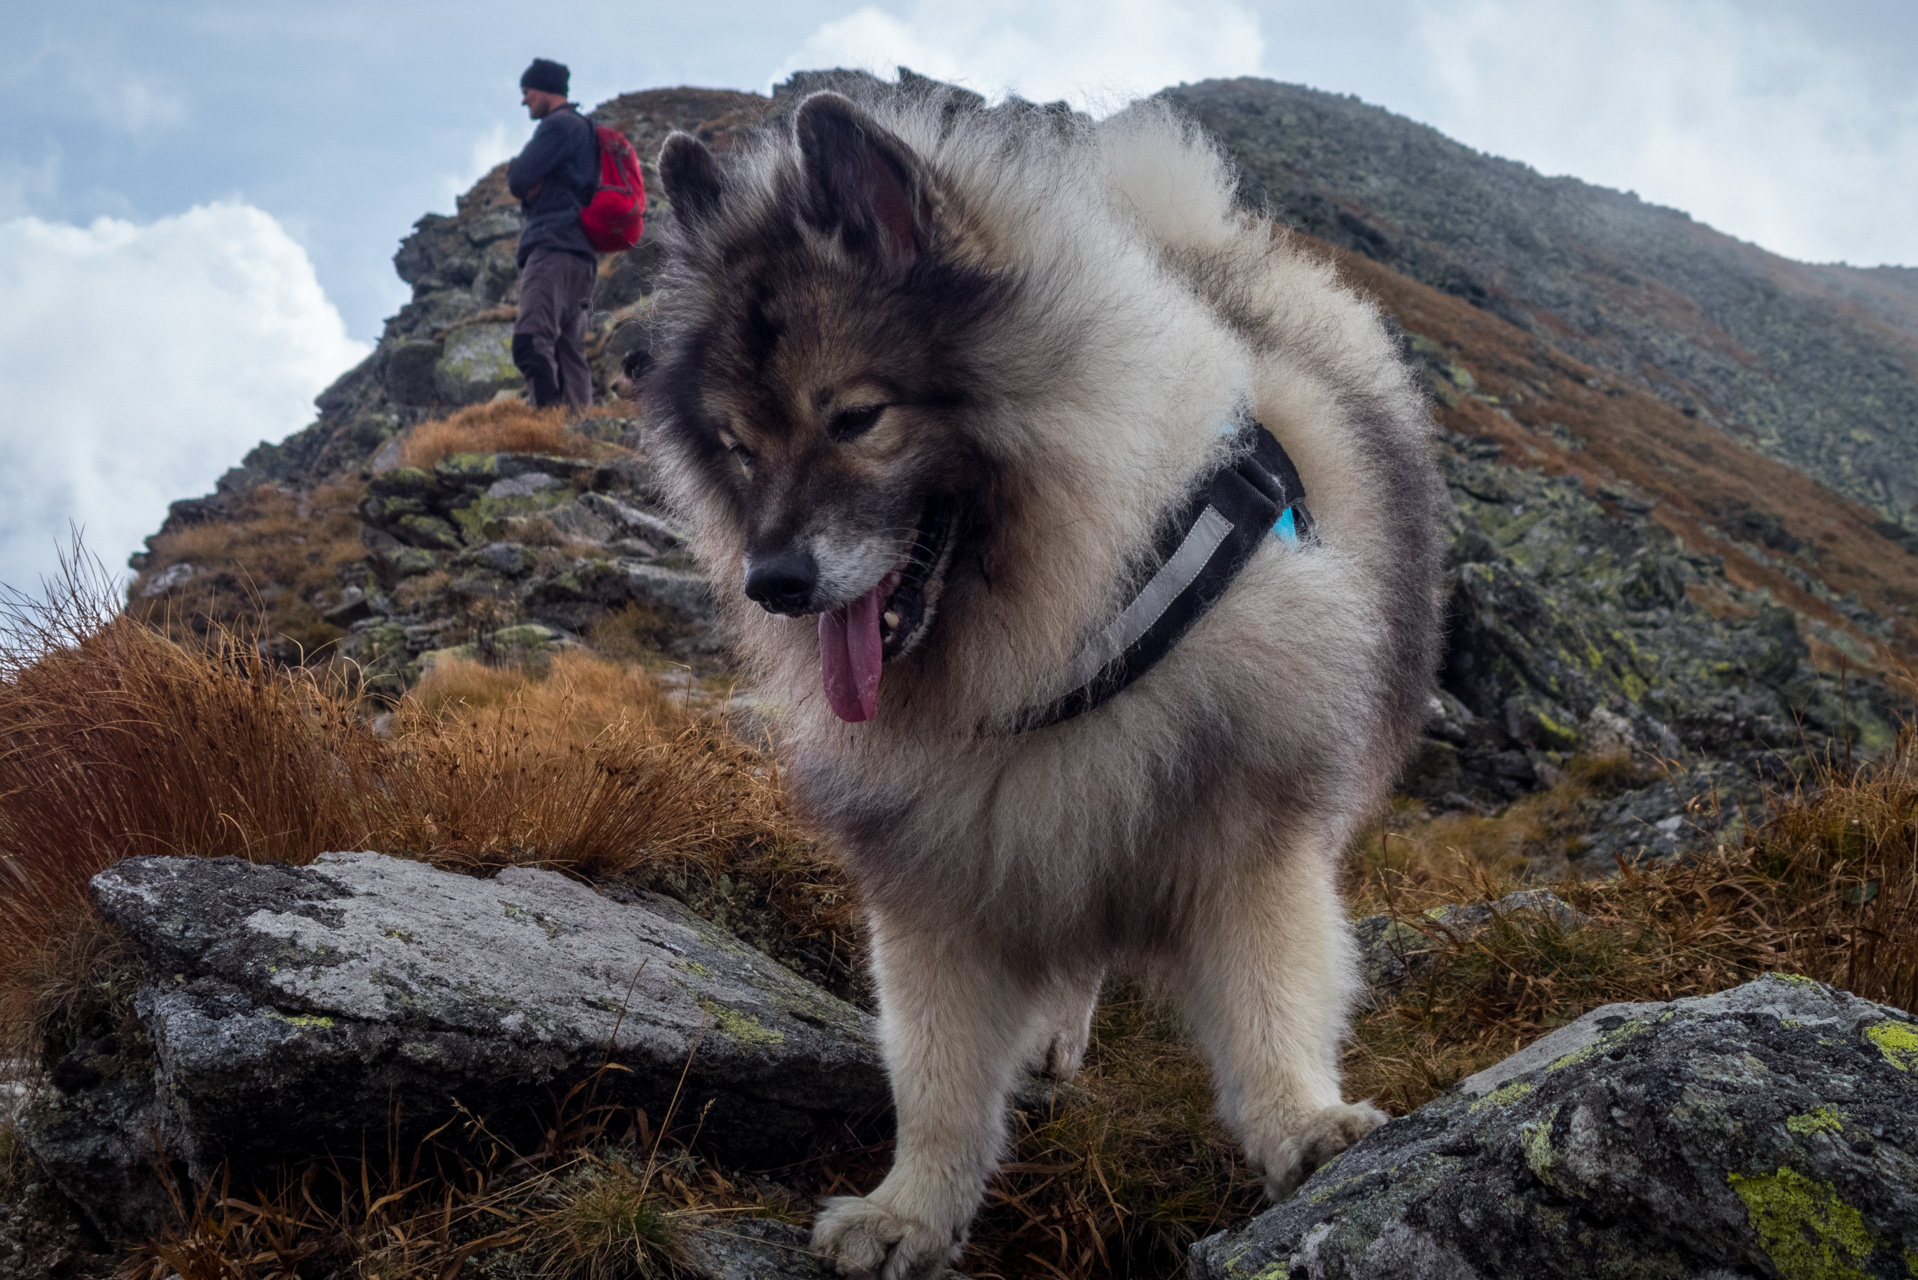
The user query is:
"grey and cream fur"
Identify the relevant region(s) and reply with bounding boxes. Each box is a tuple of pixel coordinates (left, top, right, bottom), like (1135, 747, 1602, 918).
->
(648, 83, 1443, 1278)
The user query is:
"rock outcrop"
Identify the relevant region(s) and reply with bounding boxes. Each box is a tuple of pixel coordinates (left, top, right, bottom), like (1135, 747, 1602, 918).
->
(334, 440, 721, 690)
(1190, 974, 1918, 1279)
(22, 852, 889, 1243)
(1405, 427, 1902, 856)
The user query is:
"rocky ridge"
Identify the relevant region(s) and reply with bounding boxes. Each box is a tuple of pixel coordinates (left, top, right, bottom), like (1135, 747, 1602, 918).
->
(122, 71, 1917, 864)
(1166, 79, 1918, 532)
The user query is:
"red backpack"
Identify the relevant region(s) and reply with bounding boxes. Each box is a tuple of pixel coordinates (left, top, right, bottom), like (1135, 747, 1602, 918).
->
(580, 125, 646, 253)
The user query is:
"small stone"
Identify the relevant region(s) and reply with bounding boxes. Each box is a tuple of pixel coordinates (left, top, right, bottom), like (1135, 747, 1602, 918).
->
(475, 541, 529, 575)
(434, 322, 523, 406)
(486, 471, 560, 499)
(393, 514, 464, 552)
(136, 562, 195, 599)
(322, 585, 373, 626)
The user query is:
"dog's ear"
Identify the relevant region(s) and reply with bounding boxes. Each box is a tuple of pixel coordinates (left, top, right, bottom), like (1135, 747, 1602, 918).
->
(794, 92, 931, 274)
(658, 132, 726, 232)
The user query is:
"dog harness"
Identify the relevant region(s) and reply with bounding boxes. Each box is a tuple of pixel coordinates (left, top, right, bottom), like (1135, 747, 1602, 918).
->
(1017, 416, 1316, 732)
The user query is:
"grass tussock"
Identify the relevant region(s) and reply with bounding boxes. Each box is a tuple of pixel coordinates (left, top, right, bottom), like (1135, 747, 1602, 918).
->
(411, 650, 678, 737)
(127, 1067, 781, 1280)
(128, 481, 365, 652)
(399, 402, 602, 470)
(0, 565, 822, 1064)
(1343, 743, 1918, 1114)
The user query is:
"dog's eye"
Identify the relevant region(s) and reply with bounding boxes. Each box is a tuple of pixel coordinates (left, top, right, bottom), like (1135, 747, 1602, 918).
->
(728, 443, 755, 474)
(829, 404, 885, 441)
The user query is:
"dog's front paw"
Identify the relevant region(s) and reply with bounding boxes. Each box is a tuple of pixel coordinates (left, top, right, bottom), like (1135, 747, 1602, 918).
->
(1033, 1026, 1089, 1081)
(1262, 1100, 1388, 1201)
(811, 1194, 961, 1279)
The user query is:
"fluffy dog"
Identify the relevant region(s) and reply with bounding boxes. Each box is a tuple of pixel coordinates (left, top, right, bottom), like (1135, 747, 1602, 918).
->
(648, 83, 1442, 1278)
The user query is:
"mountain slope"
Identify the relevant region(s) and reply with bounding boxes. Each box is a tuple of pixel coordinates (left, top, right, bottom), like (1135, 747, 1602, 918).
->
(1167, 79, 1918, 527)
(122, 73, 1915, 844)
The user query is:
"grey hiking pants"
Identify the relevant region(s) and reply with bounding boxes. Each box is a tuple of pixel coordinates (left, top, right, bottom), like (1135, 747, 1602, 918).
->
(513, 246, 595, 408)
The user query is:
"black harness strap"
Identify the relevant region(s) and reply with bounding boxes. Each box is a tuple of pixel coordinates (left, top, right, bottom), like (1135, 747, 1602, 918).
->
(1017, 418, 1316, 732)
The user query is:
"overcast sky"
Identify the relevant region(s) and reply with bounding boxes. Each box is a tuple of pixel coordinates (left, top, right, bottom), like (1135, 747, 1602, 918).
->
(4, 0, 1917, 595)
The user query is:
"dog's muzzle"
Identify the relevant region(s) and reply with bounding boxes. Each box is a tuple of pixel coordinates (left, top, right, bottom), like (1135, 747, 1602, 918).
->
(744, 548, 819, 615)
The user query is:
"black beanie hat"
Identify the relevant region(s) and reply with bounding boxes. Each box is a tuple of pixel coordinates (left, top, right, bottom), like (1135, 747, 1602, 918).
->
(520, 58, 569, 96)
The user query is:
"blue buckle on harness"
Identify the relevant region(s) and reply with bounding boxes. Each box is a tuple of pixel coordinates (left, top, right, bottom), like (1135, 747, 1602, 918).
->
(1273, 507, 1300, 546)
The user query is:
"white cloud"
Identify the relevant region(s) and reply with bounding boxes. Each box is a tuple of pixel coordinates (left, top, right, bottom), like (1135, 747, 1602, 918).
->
(0, 203, 370, 597)
(778, 0, 1265, 114)
(1411, 0, 1918, 266)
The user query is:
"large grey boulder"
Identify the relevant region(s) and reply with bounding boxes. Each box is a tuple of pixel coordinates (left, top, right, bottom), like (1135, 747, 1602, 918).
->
(434, 321, 522, 405)
(1190, 974, 1918, 1279)
(26, 852, 887, 1240)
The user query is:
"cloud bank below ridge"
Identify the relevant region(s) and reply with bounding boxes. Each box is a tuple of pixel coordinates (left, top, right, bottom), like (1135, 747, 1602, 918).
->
(0, 202, 368, 597)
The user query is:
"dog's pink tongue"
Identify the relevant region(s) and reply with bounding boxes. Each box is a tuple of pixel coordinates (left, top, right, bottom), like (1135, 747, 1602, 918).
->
(819, 582, 885, 722)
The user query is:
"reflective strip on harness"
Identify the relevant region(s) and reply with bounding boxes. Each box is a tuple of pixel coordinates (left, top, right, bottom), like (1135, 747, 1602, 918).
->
(1016, 418, 1314, 732)
(1057, 505, 1234, 693)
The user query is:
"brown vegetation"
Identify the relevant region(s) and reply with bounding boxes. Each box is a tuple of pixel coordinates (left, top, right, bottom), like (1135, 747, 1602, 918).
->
(1340, 742, 1917, 1117)
(1326, 239, 1918, 674)
(397, 402, 604, 470)
(128, 481, 365, 653)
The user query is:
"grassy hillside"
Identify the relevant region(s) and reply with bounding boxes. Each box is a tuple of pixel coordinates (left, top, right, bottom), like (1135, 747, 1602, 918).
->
(1335, 239, 1918, 672)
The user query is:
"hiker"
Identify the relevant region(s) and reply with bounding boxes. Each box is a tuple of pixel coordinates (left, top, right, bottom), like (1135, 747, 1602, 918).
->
(508, 58, 599, 409)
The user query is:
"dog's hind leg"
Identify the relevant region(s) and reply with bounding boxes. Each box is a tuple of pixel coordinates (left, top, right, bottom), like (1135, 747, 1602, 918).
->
(1021, 969, 1100, 1081)
(1170, 842, 1386, 1201)
(812, 913, 1034, 1278)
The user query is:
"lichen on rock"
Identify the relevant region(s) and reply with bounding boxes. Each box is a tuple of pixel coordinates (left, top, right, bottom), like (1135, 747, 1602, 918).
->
(1189, 975, 1918, 1279)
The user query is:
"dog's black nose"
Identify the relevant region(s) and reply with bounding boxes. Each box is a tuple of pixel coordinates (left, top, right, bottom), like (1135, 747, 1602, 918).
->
(744, 549, 818, 614)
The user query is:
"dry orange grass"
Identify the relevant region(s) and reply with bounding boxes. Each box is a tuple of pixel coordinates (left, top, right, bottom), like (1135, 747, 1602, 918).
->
(399, 402, 601, 470)
(410, 649, 678, 740)
(1341, 744, 1918, 1115)
(128, 481, 365, 652)
(0, 568, 810, 1061)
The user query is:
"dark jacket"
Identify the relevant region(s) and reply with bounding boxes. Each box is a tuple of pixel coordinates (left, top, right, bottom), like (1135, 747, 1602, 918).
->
(507, 104, 598, 265)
